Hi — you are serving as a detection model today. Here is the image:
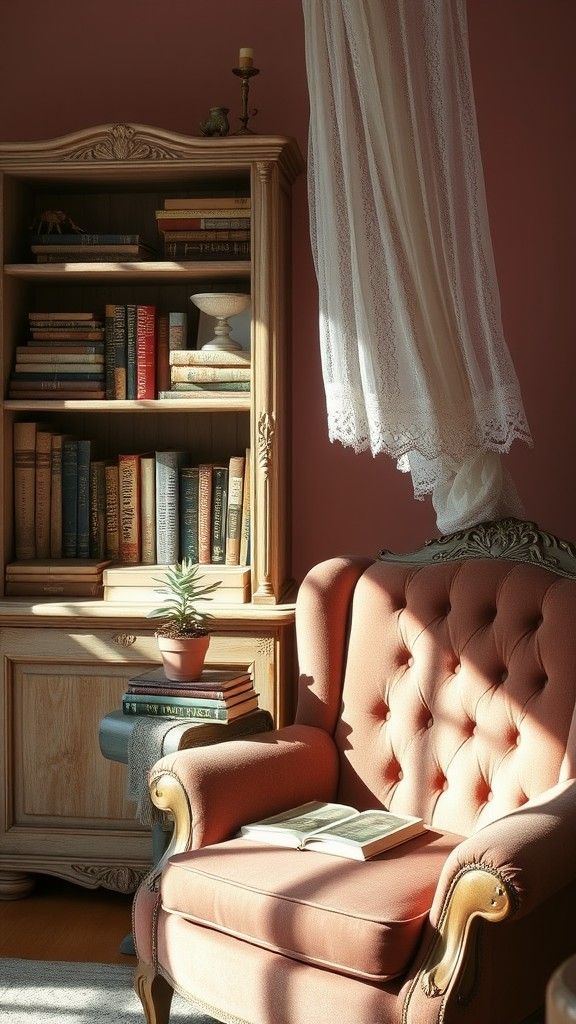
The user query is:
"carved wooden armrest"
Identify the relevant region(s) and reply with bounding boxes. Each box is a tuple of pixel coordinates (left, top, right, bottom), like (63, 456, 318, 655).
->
(146, 769, 192, 883)
(418, 864, 512, 999)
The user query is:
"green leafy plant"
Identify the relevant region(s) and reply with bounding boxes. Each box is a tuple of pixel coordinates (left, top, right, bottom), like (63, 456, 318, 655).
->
(148, 559, 221, 639)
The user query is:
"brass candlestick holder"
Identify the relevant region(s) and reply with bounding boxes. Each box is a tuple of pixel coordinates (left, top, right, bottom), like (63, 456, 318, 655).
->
(232, 65, 260, 134)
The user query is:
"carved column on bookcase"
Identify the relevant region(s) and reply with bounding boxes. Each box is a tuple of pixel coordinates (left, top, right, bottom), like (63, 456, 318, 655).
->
(251, 159, 277, 605)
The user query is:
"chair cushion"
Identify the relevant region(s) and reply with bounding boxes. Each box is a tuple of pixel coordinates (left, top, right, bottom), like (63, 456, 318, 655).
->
(160, 828, 463, 981)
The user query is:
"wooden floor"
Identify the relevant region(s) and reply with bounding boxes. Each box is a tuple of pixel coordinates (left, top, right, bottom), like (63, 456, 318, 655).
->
(0, 875, 135, 964)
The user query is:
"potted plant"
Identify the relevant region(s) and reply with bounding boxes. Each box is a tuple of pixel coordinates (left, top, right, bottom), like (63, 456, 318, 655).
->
(148, 559, 221, 681)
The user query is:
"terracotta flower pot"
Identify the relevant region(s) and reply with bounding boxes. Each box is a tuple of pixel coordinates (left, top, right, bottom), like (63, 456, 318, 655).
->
(156, 633, 210, 682)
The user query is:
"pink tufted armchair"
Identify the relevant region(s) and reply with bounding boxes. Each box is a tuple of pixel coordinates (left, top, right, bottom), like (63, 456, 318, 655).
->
(133, 518, 576, 1024)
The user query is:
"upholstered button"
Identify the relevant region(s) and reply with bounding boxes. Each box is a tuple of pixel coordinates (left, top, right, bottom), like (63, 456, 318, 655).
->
(384, 711, 391, 722)
(501, 669, 509, 683)
(515, 732, 521, 747)
(540, 675, 548, 688)
(406, 656, 414, 669)
(453, 662, 461, 675)
(397, 770, 403, 782)
(444, 603, 451, 616)
(486, 790, 493, 802)
(426, 717, 433, 729)
(533, 615, 544, 629)
(442, 779, 449, 792)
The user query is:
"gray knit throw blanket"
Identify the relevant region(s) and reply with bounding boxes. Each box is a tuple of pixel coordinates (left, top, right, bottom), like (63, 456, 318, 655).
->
(128, 717, 185, 826)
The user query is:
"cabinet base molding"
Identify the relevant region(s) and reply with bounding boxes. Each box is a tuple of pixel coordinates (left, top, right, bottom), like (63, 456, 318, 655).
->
(0, 859, 150, 899)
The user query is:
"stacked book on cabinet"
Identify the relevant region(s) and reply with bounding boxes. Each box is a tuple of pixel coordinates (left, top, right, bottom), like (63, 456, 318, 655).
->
(9, 312, 106, 399)
(155, 196, 251, 261)
(29, 233, 157, 263)
(11, 421, 251, 599)
(122, 667, 260, 722)
(159, 346, 251, 399)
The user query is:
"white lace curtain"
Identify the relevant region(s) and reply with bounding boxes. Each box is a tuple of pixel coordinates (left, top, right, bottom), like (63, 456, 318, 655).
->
(302, 0, 532, 533)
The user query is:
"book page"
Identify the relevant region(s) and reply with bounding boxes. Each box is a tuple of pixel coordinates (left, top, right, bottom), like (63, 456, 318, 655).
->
(306, 810, 423, 846)
(241, 801, 358, 843)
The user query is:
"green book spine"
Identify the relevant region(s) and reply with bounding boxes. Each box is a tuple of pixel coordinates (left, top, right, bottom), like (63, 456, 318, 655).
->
(180, 465, 199, 563)
(122, 697, 229, 720)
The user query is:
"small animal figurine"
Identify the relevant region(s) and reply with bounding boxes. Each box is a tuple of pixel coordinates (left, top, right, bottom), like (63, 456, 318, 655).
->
(30, 210, 85, 234)
(199, 107, 230, 138)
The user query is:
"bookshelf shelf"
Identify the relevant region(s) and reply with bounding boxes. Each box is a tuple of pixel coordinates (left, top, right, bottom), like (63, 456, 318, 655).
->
(4, 261, 252, 281)
(0, 123, 303, 897)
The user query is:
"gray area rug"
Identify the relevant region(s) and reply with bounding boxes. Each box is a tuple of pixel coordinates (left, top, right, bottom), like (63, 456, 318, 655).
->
(0, 959, 217, 1023)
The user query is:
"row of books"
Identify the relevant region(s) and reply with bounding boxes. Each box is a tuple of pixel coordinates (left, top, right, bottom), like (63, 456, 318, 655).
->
(122, 667, 260, 721)
(8, 308, 252, 401)
(155, 195, 251, 261)
(29, 232, 158, 264)
(13, 422, 251, 575)
(5, 557, 110, 599)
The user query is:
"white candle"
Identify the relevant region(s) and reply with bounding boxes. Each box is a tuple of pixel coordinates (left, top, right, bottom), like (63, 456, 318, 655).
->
(239, 47, 254, 69)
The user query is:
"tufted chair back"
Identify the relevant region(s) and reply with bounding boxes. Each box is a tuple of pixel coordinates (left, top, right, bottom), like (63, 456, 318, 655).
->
(294, 524, 576, 837)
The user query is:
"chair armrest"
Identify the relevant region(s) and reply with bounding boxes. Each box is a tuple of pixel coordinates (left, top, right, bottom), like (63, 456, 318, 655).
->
(439, 778, 576, 919)
(403, 779, 576, 1018)
(147, 723, 339, 875)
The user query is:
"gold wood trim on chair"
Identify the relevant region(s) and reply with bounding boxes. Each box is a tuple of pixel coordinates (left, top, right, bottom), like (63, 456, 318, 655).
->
(145, 771, 192, 889)
(417, 865, 512, 1001)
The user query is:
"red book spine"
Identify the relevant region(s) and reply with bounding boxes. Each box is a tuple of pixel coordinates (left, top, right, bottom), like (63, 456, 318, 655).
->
(136, 305, 156, 399)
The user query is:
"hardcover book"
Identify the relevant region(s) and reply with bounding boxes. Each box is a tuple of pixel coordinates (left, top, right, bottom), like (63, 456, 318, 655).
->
(239, 801, 427, 862)
(211, 464, 228, 564)
(89, 459, 107, 560)
(162, 197, 251, 210)
(169, 349, 250, 367)
(50, 433, 68, 558)
(76, 439, 92, 559)
(13, 421, 37, 560)
(155, 450, 187, 564)
(118, 453, 141, 563)
(104, 461, 120, 560)
(122, 691, 259, 721)
(225, 455, 245, 566)
(180, 465, 200, 563)
(136, 304, 157, 400)
(127, 667, 251, 691)
(34, 429, 52, 560)
(170, 366, 251, 383)
(198, 464, 213, 565)
(140, 454, 156, 564)
(62, 438, 79, 557)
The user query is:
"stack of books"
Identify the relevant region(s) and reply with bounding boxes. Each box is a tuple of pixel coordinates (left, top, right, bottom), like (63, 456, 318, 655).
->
(30, 233, 157, 263)
(159, 347, 251, 399)
(155, 196, 251, 261)
(102, 563, 251, 604)
(5, 558, 110, 598)
(9, 312, 106, 399)
(122, 667, 260, 721)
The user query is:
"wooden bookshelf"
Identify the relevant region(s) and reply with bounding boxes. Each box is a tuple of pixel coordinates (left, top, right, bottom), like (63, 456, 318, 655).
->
(0, 124, 303, 898)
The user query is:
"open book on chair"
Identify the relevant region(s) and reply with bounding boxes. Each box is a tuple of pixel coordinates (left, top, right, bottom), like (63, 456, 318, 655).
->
(239, 800, 427, 861)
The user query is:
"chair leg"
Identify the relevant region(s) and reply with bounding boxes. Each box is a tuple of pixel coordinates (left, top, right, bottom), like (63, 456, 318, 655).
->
(134, 960, 174, 1024)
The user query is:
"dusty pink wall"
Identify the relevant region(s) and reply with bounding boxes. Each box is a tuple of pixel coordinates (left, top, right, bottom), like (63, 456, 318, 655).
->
(0, 1, 574, 584)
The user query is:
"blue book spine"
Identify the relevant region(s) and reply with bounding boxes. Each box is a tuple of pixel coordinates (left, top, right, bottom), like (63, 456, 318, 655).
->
(76, 440, 92, 558)
(62, 439, 78, 557)
(155, 450, 186, 563)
